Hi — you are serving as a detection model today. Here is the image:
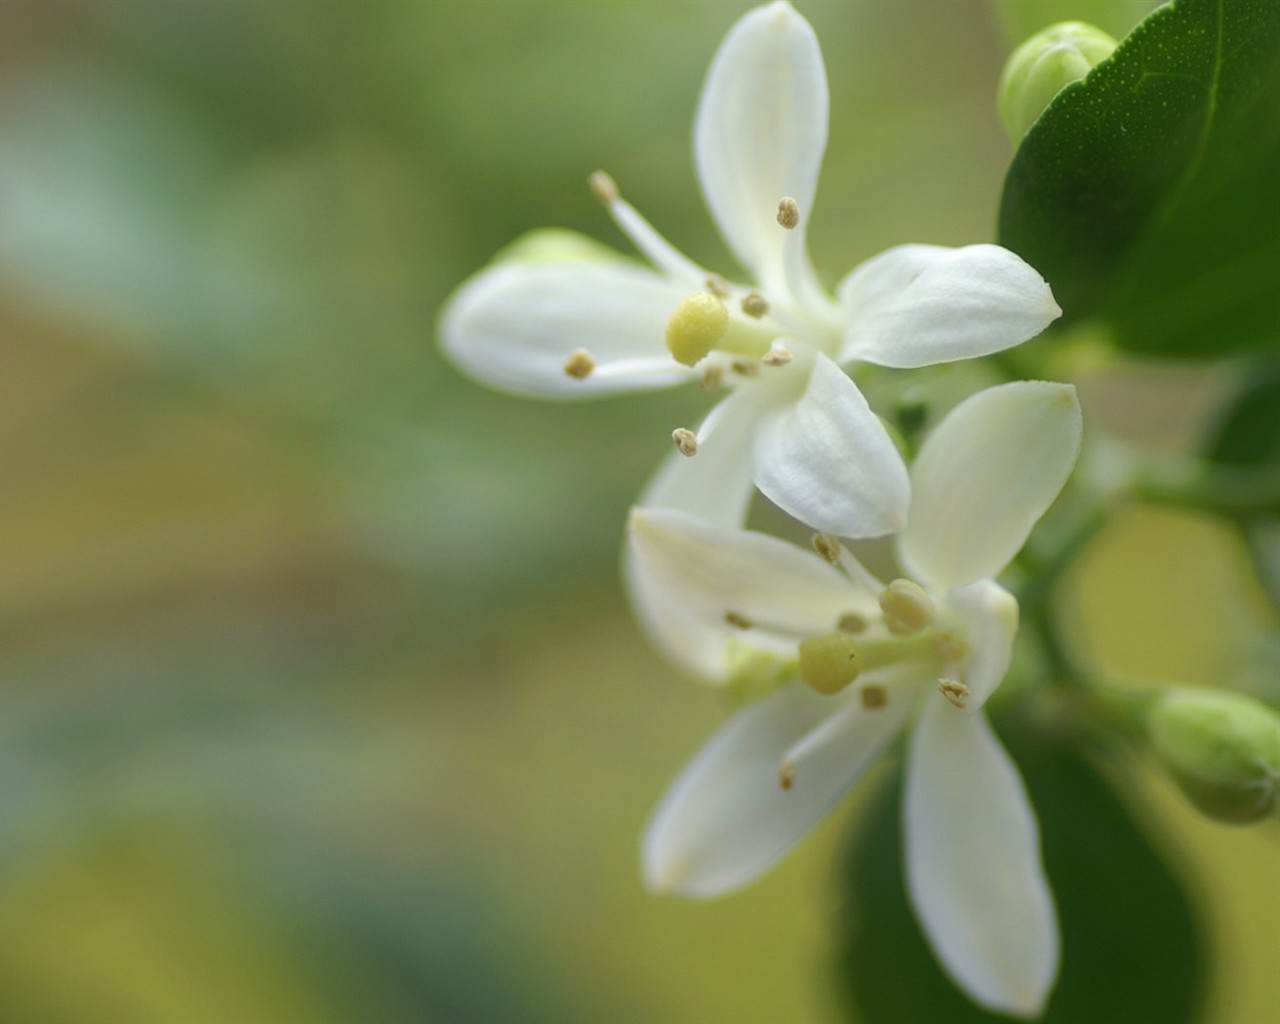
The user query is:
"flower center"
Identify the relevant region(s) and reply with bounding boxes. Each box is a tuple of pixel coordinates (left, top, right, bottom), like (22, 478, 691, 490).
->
(665, 292, 729, 366)
(663, 291, 783, 367)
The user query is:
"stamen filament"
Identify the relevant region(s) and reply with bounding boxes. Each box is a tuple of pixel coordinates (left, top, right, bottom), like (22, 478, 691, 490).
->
(835, 547, 884, 595)
(591, 171, 707, 286)
(779, 697, 865, 788)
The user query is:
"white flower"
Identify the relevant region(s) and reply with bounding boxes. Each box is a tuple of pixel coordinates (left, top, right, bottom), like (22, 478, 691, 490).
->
(628, 381, 1082, 1019)
(439, 1, 1061, 538)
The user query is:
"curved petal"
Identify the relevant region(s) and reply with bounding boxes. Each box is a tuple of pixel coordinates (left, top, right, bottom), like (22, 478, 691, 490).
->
(626, 507, 872, 681)
(637, 385, 765, 528)
(695, 1, 828, 298)
(905, 699, 1059, 1018)
(439, 257, 692, 398)
(644, 682, 906, 898)
(752, 354, 910, 538)
(837, 244, 1060, 368)
(900, 381, 1082, 589)
(945, 579, 1018, 712)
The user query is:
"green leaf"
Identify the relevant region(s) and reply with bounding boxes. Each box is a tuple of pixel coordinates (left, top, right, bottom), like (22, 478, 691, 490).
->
(1204, 359, 1280, 467)
(835, 724, 1204, 1023)
(999, 0, 1280, 358)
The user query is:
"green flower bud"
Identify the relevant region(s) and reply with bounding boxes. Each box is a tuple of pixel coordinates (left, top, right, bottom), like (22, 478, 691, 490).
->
(999, 22, 1118, 141)
(1146, 688, 1280, 824)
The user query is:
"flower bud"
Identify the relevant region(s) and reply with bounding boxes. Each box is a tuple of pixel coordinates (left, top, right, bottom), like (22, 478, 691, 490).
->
(1146, 689, 1280, 824)
(999, 22, 1118, 141)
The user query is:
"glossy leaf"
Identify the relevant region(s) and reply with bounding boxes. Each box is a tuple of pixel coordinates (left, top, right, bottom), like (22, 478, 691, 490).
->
(835, 724, 1204, 1023)
(999, 0, 1280, 357)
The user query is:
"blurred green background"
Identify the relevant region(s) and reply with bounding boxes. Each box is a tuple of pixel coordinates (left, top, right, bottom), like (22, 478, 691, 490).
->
(0, 2, 1273, 1021)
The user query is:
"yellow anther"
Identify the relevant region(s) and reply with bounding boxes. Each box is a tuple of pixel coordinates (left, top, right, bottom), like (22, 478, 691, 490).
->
(811, 532, 841, 565)
(731, 359, 759, 377)
(879, 579, 936, 636)
(563, 349, 596, 379)
(741, 292, 769, 318)
(589, 170, 618, 205)
(700, 364, 725, 391)
(938, 678, 970, 709)
(762, 344, 792, 366)
(861, 685, 888, 710)
(665, 292, 729, 367)
(725, 611, 754, 630)
(798, 632, 861, 695)
(838, 612, 868, 634)
(777, 196, 800, 229)
(672, 428, 698, 457)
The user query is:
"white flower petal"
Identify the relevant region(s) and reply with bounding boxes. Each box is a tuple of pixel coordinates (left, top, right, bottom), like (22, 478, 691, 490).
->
(626, 507, 872, 681)
(695, 1, 828, 296)
(637, 385, 764, 528)
(644, 682, 905, 898)
(837, 244, 1060, 368)
(900, 381, 1082, 589)
(439, 258, 692, 398)
(905, 699, 1059, 1018)
(752, 354, 910, 538)
(946, 580, 1018, 712)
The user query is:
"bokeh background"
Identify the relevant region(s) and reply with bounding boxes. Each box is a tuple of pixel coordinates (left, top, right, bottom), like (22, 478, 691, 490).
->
(0, 1, 1274, 1021)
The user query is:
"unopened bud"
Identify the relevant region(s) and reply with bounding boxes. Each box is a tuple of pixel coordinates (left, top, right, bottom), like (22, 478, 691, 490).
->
(1146, 688, 1280, 824)
(665, 292, 729, 367)
(999, 21, 1117, 140)
(798, 632, 861, 695)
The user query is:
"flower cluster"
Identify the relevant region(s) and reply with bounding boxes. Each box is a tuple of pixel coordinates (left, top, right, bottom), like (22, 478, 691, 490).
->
(440, 2, 1085, 1018)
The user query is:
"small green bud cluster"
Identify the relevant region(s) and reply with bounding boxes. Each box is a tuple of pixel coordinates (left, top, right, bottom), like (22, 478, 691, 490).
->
(999, 21, 1118, 141)
(1144, 689, 1280, 824)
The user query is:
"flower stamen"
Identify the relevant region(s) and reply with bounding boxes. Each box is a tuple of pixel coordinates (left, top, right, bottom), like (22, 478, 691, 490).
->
(762, 344, 792, 366)
(588, 170, 619, 205)
(837, 612, 868, 634)
(861, 685, 888, 710)
(880, 579, 935, 636)
(741, 292, 769, 318)
(811, 532, 841, 564)
(777, 196, 800, 230)
(724, 611, 754, 630)
(938, 678, 970, 708)
(563, 349, 596, 379)
(672, 427, 699, 457)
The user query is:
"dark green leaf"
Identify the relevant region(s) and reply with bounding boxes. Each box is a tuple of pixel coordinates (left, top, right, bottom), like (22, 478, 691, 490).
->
(835, 724, 1204, 1023)
(999, 0, 1280, 357)
(1204, 359, 1280, 467)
